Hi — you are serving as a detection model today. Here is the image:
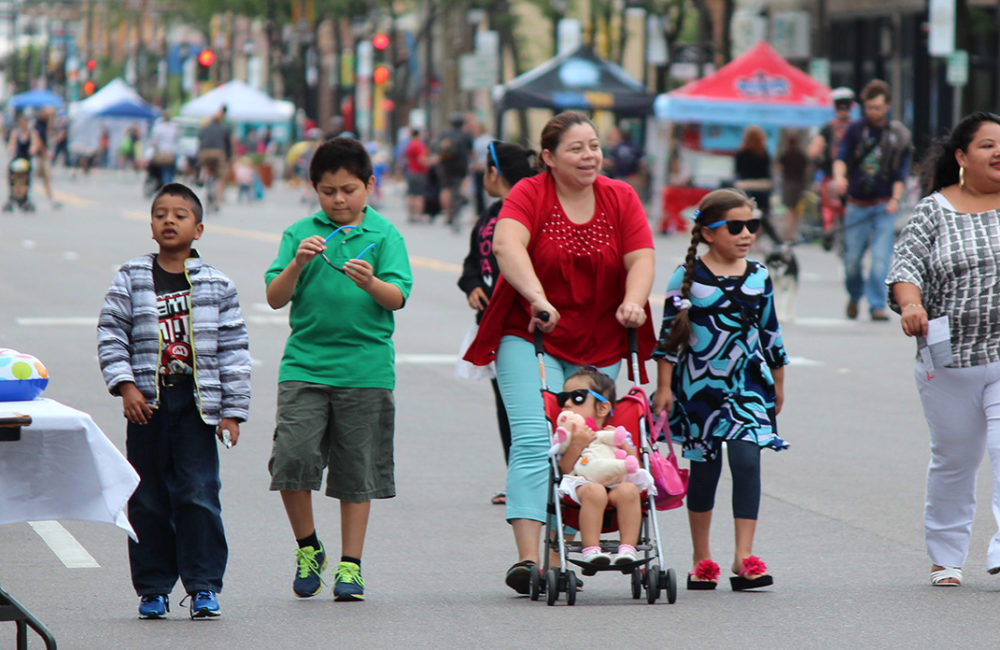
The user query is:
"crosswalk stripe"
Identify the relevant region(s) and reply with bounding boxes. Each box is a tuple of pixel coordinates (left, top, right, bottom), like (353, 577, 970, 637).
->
(28, 521, 100, 569)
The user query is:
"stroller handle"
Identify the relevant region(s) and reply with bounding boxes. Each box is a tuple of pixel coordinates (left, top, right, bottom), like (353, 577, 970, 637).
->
(627, 328, 638, 356)
(534, 311, 550, 390)
(533, 311, 550, 356)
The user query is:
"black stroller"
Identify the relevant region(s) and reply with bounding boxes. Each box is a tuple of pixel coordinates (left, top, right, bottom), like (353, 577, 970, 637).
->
(532, 325, 677, 606)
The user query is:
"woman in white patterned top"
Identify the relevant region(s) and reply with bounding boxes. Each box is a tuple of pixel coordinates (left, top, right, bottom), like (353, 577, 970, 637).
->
(887, 111, 1000, 588)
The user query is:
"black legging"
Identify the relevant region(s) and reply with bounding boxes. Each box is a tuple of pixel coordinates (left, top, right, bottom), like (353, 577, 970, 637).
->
(686, 440, 761, 519)
(490, 377, 512, 465)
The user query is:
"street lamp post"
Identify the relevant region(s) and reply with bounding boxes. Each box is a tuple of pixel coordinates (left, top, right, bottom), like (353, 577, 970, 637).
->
(551, 0, 567, 57)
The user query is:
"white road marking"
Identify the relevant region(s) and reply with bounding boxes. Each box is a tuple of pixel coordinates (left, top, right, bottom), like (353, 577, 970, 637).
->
(28, 521, 100, 568)
(396, 354, 457, 364)
(788, 356, 823, 367)
(17, 316, 97, 327)
(793, 317, 858, 327)
(15, 315, 287, 326)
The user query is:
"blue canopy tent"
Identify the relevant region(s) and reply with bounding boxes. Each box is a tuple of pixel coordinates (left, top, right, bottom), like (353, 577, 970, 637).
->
(93, 99, 159, 121)
(8, 89, 65, 110)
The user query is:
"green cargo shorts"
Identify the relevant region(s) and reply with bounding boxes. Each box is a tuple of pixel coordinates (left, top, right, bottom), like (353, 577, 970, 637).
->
(268, 381, 395, 500)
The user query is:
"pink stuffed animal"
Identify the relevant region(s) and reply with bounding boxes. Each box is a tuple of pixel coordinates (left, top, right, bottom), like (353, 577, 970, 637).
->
(550, 410, 639, 486)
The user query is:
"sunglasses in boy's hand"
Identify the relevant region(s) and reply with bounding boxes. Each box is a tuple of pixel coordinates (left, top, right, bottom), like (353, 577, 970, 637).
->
(320, 224, 375, 274)
(705, 218, 762, 235)
(320, 243, 375, 274)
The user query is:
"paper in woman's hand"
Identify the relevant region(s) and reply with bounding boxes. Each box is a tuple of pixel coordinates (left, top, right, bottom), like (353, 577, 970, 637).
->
(917, 315, 952, 372)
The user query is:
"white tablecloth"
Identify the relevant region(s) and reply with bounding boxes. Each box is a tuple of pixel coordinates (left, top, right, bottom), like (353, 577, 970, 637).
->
(0, 398, 139, 539)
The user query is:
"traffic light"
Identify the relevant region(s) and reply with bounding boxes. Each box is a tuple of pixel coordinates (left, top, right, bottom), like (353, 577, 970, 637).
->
(372, 33, 389, 51)
(86, 59, 96, 73)
(373, 65, 390, 85)
(82, 80, 96, 96)
(197, 49, 215, 81)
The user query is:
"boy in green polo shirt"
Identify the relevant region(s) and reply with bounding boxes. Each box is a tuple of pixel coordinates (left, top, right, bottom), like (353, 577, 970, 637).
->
(265, 138, 412, 601)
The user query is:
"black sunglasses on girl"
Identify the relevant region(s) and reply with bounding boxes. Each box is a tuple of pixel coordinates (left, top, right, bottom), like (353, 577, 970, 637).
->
(556, 388, 609, 407)
(706, 218, 762, 235)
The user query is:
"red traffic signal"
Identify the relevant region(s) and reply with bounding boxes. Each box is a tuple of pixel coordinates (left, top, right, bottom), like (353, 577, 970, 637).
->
(373, 65, 390, 84)
(82, 80, 96, 96)
(197, 49, 216, 67)
(372, 33, 389, 50)
(86, 58, 96, 72)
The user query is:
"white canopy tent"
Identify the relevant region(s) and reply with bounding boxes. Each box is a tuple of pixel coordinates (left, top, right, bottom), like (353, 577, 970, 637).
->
(67, 78, 157, 164)
(179, 81, 294, 124)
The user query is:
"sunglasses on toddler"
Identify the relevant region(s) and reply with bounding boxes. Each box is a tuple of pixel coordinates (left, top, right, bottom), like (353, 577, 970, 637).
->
(557, 388, 610, 407)
(706, 218, 761, 235)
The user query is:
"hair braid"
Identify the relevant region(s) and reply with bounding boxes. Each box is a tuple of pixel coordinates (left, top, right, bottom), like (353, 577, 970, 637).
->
(663, 225, 702, 354)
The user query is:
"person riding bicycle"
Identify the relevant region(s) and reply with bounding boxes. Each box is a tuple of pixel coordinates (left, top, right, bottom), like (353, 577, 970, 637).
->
(807, 87, 855, 248)
(197, 106, 233, 210)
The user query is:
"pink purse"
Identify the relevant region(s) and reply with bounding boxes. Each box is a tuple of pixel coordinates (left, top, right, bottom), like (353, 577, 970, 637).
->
(648, 411, 688, 511)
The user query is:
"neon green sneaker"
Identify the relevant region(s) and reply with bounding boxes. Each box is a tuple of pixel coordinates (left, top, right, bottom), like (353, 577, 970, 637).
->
(292, 543, 327, 598)
(333, 561, 365, 601)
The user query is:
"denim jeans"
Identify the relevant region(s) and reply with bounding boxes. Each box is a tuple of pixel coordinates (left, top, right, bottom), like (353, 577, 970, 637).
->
(126, 380, 227, 596)
(842, 201, 896, 311)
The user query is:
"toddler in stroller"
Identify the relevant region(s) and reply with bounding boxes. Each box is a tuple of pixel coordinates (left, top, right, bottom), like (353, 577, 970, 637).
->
(553, 368, 650, 568)
(534, 331, 677, 605)
(3, 158, 35, 212)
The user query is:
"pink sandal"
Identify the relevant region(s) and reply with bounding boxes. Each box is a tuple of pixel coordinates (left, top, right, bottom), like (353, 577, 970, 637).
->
(730, 555, 773, 591)
(687, 559, 720, 590)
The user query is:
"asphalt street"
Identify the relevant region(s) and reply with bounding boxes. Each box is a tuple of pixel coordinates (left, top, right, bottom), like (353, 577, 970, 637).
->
(1, 165, 999, 648)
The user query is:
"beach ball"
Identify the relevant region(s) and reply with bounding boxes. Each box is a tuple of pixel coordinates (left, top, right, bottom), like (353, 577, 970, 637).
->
(0, 349, 49, 401)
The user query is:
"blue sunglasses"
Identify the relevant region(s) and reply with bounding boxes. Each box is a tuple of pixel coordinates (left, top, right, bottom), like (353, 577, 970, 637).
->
(488, 141, 500, 172)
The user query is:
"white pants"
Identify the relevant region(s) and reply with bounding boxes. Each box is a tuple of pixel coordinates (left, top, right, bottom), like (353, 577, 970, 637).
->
(915, 360, 1000, 569)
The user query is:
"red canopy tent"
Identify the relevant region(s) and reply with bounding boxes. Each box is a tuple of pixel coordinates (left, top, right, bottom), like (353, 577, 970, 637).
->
(654, 41, 834, 128)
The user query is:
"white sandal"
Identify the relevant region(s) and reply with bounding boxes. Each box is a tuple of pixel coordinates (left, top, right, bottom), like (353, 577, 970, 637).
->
(930, 567, 962, 586)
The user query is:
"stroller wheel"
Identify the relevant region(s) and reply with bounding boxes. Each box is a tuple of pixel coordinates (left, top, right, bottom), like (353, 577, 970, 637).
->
(2, 203, 12, 212)
(645, 564, 661, 604)
(24, 202, 35, 213)
(529, 566, 541, 601)
(565, 571, 577, 606)
(631, 567, 642, 599)
(545, 568, 559, 606)
(664, 567, 677, 604)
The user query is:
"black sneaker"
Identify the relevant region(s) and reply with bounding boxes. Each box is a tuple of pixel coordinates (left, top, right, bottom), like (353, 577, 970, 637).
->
(504, 560, 536, 594)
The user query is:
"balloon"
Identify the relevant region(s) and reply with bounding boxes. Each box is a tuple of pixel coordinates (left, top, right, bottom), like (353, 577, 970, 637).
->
(0, 349, 50, 401)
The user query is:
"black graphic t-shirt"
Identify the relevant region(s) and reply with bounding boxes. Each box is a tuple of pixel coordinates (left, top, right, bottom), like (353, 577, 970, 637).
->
(153, 257, 193, 382)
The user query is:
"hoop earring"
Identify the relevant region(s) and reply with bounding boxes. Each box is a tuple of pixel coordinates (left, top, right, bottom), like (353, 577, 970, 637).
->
(960, 166, 965, 188)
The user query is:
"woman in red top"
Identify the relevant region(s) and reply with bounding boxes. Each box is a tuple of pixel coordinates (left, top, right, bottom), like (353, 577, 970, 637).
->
(464, 111, 655, 593)
(404, 128, 430, 222)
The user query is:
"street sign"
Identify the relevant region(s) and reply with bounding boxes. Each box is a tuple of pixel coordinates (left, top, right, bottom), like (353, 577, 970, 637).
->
(459, 53, 498, 91)
(929, 0, 956, 57)
(946, 49, 968, 87)
(809, 58, 830, 87)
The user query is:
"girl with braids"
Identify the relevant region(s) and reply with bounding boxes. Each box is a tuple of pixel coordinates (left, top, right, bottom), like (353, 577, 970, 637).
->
(457, 141, 539, 504)
(651, 188, 788, 592)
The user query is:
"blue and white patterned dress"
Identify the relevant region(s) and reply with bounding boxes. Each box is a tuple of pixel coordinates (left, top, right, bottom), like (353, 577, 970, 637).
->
(653, 259, 789, 462)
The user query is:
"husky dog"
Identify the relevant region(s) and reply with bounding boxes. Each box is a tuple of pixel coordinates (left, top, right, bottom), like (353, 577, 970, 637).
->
(764, 245, 799, 323)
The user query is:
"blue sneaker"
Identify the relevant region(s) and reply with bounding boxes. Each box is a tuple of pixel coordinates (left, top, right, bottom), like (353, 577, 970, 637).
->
(333, 561, 365, 601)
(138, 594, 169, 619)
(188, 591, 221, 618)
(293, 543, 327, 598)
